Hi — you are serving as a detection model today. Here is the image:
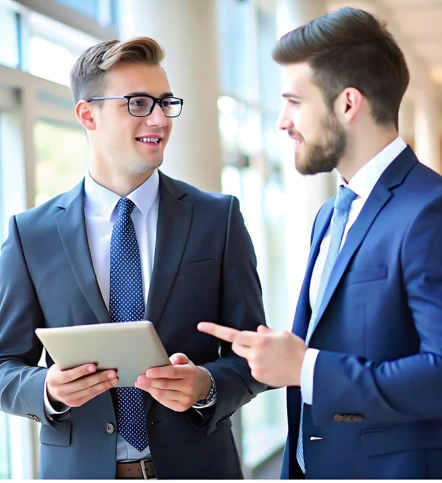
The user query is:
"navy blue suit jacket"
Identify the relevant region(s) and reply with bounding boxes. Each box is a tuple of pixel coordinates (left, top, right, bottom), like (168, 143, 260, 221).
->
(0, 172, 266, 479)
(282, 147, 442, 479)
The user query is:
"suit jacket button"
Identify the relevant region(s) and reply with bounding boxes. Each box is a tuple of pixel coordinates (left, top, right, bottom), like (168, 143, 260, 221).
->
(333, 414, 344, 422)
(106, 422, 115, 435)
(348, 415, 363, 422)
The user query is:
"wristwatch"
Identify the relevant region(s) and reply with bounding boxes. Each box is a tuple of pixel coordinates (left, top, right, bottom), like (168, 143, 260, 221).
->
(193, 366, 217, 407)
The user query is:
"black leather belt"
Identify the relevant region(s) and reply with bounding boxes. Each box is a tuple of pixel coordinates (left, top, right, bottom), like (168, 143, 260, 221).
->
(116, 458, 156, 479)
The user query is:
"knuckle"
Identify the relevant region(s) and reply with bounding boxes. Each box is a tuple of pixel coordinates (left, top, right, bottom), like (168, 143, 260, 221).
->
(256, 337, 267, 349)
(87, 385, 97, 396)
(187, 384, 195, 395)
(52, 387, 63, 399)
(80, 379, 89, 391)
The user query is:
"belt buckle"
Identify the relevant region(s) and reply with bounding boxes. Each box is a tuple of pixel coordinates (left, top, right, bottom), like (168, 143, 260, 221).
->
(140, 458, 155, 479)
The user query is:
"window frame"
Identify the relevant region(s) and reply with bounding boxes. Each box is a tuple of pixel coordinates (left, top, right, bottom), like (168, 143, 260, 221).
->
(15, 0, 118, 40)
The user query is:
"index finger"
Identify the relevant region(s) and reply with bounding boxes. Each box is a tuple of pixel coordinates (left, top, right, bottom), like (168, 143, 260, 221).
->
(197, 322, 258, 346)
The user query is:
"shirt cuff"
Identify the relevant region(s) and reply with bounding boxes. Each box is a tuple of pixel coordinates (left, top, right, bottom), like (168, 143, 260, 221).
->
(44, 377, 71, 417)
(300, 348, 320, 405)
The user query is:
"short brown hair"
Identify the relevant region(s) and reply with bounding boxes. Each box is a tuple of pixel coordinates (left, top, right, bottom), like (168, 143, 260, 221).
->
(70, 36, 165, 103)
(272, 7, 409, 128)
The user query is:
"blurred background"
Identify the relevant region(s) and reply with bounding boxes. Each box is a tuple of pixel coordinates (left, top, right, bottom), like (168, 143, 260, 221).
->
(0, 0, 441, 478)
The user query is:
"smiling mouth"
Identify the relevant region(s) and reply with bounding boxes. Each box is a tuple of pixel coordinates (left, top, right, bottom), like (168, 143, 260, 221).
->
(136, 137, 162, 144)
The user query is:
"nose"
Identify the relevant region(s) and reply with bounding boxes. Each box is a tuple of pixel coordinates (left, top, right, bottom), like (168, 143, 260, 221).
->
(277, 110, 294, 131)
(145, 102, 168, 127)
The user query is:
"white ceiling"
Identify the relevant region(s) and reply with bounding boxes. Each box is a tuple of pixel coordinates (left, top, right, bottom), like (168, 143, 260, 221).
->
(380, 0, 442, 84)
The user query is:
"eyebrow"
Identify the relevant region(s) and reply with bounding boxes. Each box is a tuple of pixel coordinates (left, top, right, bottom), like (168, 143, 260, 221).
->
(282, 93, 301, 99)
(126, 91, 174, 97)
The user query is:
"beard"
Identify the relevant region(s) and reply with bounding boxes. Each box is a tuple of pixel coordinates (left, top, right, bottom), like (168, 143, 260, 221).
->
(295, 112, 347, 176)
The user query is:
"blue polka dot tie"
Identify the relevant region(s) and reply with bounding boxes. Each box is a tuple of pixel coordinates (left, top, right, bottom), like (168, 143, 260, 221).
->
(110, 198, 149, 453)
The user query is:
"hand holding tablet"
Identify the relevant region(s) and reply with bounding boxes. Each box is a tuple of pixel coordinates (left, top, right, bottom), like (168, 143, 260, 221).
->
(36, 321, 170, 388)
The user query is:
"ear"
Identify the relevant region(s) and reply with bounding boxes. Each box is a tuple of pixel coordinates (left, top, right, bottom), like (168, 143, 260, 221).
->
(334, 87, 363, 125)
(75, 100, 97, 131)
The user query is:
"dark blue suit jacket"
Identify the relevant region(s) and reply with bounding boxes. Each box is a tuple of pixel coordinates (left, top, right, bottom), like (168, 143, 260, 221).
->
(282, 147, 442, 479)
(0, 172, 266, 479)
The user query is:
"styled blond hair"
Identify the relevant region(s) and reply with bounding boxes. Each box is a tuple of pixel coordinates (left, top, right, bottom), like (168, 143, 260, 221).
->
(70, 36, 165, 103)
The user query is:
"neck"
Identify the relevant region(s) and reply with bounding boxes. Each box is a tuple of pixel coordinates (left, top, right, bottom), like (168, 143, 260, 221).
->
(89, 164, 154, 198)
(337, 125, 399, 183)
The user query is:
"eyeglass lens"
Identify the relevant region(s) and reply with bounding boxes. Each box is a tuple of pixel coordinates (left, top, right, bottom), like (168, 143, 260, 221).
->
(128, 97, 182, 117)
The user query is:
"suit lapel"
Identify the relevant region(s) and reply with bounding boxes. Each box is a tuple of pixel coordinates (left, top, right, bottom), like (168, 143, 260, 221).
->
(308, 146, 418, 340)
(293, 200, 334, 339)
(145, 173, 192, 327)
(310, 184, 392, 336)
(56, 180, 111, 324)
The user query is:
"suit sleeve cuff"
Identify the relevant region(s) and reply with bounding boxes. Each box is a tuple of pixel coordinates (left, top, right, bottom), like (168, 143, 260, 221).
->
(300, 348, 320, 405)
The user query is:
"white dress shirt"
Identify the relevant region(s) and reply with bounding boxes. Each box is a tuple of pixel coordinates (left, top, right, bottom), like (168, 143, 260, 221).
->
(301, 137, 407, 405)
(45, 169, 159, 461)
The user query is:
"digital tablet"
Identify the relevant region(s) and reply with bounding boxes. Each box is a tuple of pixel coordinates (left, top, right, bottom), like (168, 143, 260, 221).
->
(35, 321, 170, 387)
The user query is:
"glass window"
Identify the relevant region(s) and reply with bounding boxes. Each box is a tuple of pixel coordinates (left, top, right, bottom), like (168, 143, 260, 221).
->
(257, 8, 280, 110)
(55, 0, 98, 18)
(34, 119, 88, 206)
(217, 0, 287, 471)
(29, 36, 76, 86)
(216, 0, 256, 101)
(55, 0, 118, 26)
(28, 12, 99, 86)
(0, 111, 4, 243)
(0, 4, 20, 68)
(0, 108, 12, 479)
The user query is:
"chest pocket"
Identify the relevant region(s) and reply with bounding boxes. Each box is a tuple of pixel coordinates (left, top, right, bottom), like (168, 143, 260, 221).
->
(177, 259, 216, 276)
(343, 266, 388, 285)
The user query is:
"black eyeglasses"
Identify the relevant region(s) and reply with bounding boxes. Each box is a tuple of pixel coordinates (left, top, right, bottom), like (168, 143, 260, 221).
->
(87, 94, 183, 118)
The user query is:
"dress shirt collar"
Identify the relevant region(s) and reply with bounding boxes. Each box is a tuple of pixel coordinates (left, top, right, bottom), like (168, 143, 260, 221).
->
(336, 136, 407, 200)
(84, 169, 160, 220)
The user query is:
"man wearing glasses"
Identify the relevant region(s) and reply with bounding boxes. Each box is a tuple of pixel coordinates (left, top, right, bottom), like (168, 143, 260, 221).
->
(0, 37, 266, 479)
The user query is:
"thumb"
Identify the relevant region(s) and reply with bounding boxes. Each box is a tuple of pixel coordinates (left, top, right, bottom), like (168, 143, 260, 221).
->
(257, 325, 272, 334)
(170, 353, 190, 365)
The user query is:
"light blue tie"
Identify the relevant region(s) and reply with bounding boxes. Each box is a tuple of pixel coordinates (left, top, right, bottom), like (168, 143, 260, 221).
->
(110, 198, 149, 453)
(296, 186, 357, 474)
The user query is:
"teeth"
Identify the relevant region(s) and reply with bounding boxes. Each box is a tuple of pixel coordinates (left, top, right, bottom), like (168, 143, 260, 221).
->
(140, 137, 160, 143)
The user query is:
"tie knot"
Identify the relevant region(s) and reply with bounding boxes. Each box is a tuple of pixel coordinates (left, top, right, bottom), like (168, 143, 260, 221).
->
(334, 186, 357, 212)
(117, 198, 135, 216)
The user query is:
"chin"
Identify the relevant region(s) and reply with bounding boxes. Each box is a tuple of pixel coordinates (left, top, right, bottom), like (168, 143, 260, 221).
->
(135, 158, 164, 173)
(294, 156, 309, 175)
